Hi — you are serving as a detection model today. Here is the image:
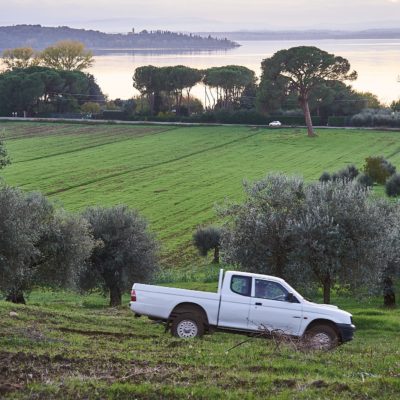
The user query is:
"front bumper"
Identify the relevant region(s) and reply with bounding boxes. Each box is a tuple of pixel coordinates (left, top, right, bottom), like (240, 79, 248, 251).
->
(337, 323, 356, 342)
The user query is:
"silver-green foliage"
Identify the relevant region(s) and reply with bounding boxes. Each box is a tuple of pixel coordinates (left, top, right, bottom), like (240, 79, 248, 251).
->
(80, 206, 158, 306)
(220, 173, 400, 303)
(0, 185, 95, 302)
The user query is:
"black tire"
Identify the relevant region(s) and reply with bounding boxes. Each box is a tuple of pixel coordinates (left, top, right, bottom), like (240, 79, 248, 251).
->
(171, 313, 205, 339)
(304, 324, 339, 350)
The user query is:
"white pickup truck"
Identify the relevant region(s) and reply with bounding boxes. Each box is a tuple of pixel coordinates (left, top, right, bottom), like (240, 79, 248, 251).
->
(130, 270, 355, 349)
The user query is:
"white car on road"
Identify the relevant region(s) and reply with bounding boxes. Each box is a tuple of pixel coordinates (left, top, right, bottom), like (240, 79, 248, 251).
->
(269, 120, 282, 127)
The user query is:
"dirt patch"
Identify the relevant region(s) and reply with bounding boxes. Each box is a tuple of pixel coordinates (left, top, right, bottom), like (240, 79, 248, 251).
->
(273, 379, 298, 388)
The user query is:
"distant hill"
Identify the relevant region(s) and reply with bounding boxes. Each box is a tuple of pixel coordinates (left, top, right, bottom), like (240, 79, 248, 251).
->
(200, 29, 400, 41)
(0, 25, 239, 51)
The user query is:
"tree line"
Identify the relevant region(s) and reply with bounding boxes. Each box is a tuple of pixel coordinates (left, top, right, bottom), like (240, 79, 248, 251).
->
(0, 25, 238, 51)
(2, 42, 393, 134)
(0, 41, 105, 117)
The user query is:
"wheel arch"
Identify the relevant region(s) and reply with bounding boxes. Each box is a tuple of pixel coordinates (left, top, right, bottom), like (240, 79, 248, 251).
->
(304, 318, 342, 341)
(169, 302, 209, 326)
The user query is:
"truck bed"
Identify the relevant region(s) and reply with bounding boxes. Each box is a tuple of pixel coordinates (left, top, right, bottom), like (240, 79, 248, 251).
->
(131, 284, 221, 325)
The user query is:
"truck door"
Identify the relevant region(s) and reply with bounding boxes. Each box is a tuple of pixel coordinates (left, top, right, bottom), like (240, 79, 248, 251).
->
(218, 275, 252, 330)
(248, 279, 303, 335)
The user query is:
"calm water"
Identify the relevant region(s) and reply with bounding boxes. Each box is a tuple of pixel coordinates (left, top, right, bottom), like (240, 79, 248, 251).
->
(92, 39, 400, 104)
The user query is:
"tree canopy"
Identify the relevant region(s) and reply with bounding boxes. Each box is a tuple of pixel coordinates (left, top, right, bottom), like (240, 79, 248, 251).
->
(220, 173, 400, 304)
(40, 40, 94, 71)
(0, 186, 95, 303)
(79, 206, 158, 306)
(1, 47, 40, 70)
(0, 66, 104, 116)
(258, 46, 357, 136)
(204, 65, 255, 110)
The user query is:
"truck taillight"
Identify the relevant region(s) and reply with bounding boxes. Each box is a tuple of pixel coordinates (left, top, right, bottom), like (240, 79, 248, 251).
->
(131, 290, 137, 302)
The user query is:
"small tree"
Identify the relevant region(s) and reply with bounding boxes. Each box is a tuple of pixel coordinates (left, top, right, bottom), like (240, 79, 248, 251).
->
(364, 156, 396, 184)
(0, 133, 11, 170)
(1, 47, 40, 70)
(80, 206, 158, 306)
(357, 173, 374, 188)
(385, 173, 400, 197)
(81, 102, 101, 114)
(40, 41, 94, 71)
(193, 226, 221, 263)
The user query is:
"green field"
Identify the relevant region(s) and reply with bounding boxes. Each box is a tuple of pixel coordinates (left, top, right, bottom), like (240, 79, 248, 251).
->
(1, 121, 400, 265)
(1, 122, 400, 399)
(1, 287, 399, 399)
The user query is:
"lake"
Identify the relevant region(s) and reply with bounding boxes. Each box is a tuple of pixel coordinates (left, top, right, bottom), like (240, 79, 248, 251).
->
(91, 39, 400, 104)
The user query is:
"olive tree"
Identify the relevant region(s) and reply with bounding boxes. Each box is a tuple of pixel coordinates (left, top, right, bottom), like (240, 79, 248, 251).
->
(293, 180, 388, 304)
(80, 206, 158, 306)
(221, 174, 398, 304)
(0, 186, 94, 303)
(193, 226, 221, 263)
(220, 173, 305, 278)
(259, 47, 357, 137)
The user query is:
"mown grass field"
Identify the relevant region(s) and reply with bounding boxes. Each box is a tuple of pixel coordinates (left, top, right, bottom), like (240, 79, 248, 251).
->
(1, 286, 399, 399)
(1, 121, 400, 266)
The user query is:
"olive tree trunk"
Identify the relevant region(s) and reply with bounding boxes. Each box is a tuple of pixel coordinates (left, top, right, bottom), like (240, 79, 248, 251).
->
(213, 246, 220, 264)
(6, 289, 26, 304)
(383, 277, 396, 308)
(109, 285, 122, 307)
(323, 277, 331, 304)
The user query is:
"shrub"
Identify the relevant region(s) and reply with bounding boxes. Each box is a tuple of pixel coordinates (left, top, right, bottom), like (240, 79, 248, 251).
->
(332, 164, 359, 181)
(357, 173, 374, 188)
(350, 109, 400, 127)
(319, 172, 331, 182)
(364, 156, 396, 184)
(320, 164, 359, 183)
(385, 174, 400, 197)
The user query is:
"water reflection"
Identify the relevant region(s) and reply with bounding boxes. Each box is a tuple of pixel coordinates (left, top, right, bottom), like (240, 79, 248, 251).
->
(88, 39, 400, 104)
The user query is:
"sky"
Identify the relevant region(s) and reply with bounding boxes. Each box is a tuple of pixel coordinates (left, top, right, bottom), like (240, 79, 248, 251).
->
(1, 0, 400, 32)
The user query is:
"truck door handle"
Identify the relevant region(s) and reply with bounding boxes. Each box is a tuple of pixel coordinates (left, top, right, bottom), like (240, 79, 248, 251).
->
(255, 302, 262, 306)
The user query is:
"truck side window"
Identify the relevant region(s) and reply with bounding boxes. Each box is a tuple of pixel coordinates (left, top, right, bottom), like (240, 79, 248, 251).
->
(230, 275, 252, 297)
(255, 279, 289, 301)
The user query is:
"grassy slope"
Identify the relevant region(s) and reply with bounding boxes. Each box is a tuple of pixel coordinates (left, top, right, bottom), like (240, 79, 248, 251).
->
(0, 289, 399, 399)
(2, 121, 400, 266)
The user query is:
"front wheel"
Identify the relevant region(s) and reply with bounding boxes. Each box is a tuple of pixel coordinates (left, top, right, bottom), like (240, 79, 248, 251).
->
(304, 324, 339, 350)
(171, 313, 204, 339)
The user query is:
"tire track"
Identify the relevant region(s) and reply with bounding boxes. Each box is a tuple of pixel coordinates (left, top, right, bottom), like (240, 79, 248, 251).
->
(11, 127, 179, 164)
(46, 129, 263, 196)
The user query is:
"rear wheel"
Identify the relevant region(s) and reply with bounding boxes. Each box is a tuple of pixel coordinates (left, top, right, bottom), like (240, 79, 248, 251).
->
(171, 313, 204, 339)
(304, 324, 339, 350)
